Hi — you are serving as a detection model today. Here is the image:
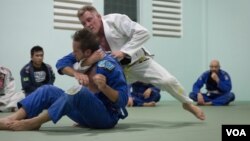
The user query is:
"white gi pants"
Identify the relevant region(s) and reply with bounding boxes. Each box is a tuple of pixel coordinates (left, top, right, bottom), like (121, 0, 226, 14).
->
(125, 57, 193, 103)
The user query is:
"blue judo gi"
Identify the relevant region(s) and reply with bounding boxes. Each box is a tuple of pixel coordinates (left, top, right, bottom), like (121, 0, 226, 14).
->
(18, 55, 128, 129)
(189, 70, 235, 106)
(129, 81, 161, 106)
(56, 53, 77, 75)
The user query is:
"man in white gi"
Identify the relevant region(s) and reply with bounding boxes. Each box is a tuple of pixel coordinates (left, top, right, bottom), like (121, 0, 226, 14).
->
(56, 6, 205, 120)
(0, 66, 25, 112)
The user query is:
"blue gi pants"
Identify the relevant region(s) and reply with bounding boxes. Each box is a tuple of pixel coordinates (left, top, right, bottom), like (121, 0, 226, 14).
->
(132, 93, 161, 106)
(18, 85, 119, 129)
(189, 92, 235, 106)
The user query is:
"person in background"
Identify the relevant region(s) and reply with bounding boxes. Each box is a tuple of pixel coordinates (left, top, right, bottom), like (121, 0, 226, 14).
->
(0, 66, 25, 112)
(127, 81, 161, 107)
(0, 29, 128, 131)
(20, 46, 55, 96)
(56, 5, 205, 120)
(189, 59, 235, 106)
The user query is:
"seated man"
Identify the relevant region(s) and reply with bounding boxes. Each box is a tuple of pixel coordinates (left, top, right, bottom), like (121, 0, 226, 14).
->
(0, 66, 25, 112)
(20, 46, 55, 96)
(127, 81, 161, 107)
(0, 29, 128, 131)
(189, 59, 235, 106)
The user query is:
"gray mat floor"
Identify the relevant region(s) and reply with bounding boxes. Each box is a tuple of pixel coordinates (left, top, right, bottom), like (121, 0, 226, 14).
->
(0, 101, 249, 141)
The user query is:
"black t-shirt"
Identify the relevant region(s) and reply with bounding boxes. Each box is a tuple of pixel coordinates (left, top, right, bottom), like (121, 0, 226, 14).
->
(206, 72, 218, 91)
(33, 64, 49, 85)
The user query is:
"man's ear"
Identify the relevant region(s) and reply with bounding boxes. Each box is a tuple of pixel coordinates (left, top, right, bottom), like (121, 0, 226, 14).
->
(97, 13, 101, 18)
(84, 49, 92, 57)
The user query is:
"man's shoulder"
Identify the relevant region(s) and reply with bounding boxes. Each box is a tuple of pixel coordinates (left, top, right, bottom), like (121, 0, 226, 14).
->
(96, 56, 118, 71)
(219, 69, 230, 77)
(201, 70, 210, 76)
(97, 60, 115, 71)
(219, 69, 229, 74)
(103, 13, 127, 21)
(44, 63, 53, 69)
(21, 63, 31, 72)
(0, 66, 11, 74)
(104, 13, 123, 18)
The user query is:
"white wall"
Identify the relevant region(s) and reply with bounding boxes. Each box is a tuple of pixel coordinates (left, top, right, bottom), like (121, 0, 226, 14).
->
(206, 0, 250, 100)
(0, 0, 76, 91)
(140, 0, 206, 100)
(0, 0, 250, 101)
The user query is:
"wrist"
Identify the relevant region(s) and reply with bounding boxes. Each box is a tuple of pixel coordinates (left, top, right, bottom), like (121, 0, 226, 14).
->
(100, 84, 107, 90)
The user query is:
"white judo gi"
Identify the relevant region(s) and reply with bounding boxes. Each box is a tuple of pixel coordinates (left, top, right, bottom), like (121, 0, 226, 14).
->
(0, 66, 25, 112)
(57, 13, 192, 103)
(102, 14, 192, 103)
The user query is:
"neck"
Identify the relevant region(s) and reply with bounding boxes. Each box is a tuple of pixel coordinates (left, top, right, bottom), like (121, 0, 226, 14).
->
(32, 62, 42, 68)
(98, 24, 105, 37)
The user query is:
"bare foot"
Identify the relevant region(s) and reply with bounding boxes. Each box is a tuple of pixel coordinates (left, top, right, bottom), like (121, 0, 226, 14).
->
(8, 119, 41, 131)
(143, 102, 156, 107)
(197, 93, 205, 105)
(183, 103, 206, 120)
(204, 102, 212, 106)
(0, 118, 12, 130)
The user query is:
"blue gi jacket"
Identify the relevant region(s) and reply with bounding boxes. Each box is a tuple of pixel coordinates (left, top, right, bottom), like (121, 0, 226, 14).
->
(56, 53, 76, 75)
(95, 55, 128, 118)
(20, 61, 55, 96)
(56, 53, 128, 119)
(192, 69, 232, 94)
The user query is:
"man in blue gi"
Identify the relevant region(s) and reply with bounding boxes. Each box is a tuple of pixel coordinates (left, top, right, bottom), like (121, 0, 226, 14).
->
(189, 60, 235, 106)
(127, 81, 161, 107)
(20, 46, 55, 96)
(55, 5, 205, 120)
(0, 29, 128, 131)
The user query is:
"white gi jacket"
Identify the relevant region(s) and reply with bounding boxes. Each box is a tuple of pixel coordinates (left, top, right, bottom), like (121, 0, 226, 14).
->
(102, 14, 192, 103)
(0, 66, 25, 112)
(102, 13, 151, 64)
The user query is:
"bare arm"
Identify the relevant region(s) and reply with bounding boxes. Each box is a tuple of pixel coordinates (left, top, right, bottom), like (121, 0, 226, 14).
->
(82, 49, 104, 66)
(61, 67, 76, 77)
(62, 67, 89, 86)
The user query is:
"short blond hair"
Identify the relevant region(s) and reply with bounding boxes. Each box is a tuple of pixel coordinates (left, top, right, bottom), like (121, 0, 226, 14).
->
(77, 5, 98, 18)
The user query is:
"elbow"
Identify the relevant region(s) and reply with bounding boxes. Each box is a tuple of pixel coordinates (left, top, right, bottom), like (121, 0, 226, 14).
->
(141, 30, 150, 41)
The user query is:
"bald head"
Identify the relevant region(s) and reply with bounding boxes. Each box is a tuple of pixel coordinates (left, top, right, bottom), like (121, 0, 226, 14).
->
(209, 59, 220, 73)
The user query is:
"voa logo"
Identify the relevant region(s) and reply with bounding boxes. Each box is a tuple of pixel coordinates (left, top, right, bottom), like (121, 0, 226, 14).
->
(226, 129, 246, 136)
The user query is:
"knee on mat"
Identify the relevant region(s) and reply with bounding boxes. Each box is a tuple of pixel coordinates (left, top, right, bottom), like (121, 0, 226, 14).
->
(230, 92, 236, 102)
(154, 94, 161, 102)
